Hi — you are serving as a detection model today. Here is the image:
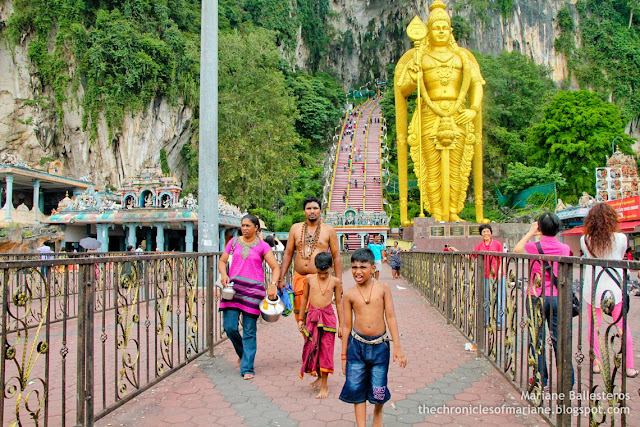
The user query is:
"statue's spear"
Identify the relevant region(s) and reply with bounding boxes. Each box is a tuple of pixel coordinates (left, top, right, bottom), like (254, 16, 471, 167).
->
(407, 17, 427, 218)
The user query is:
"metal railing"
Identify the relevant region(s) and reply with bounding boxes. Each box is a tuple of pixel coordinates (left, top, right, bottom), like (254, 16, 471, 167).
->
(401, 251, 637, 426)
(0, 251, 296, 426)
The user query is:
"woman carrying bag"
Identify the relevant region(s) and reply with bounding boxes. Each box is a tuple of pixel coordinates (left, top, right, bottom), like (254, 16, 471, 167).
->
(218, 214, 281, 379)
(581, 203, 637, 378)
(389, 241, 403, 279)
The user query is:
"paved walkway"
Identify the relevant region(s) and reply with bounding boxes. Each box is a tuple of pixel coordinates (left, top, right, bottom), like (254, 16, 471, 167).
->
(98, 265, 545, 426)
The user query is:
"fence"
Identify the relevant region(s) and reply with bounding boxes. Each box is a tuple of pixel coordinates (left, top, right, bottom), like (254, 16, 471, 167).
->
(0, 251, 293, 426)
(401, 251, 636, 426)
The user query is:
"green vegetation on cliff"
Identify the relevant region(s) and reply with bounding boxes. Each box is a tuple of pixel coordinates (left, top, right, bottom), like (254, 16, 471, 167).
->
(557, 0, 640, 120)
(3, 0, 344, 230)
(5, 0, 201, 138)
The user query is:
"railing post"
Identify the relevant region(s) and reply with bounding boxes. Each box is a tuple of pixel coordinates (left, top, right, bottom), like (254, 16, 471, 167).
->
(0, 270, 8, 427)
(556, 261, 573, 426)
(476, 254, 485, 357)
(207, 255, 215, 357)
(85, 262, 95, 426)
(76, 264, 88, 426)
(445, 253, 452, 324)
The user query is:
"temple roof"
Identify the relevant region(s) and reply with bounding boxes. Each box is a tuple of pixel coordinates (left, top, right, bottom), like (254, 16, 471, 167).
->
(46, 209, 243, 227)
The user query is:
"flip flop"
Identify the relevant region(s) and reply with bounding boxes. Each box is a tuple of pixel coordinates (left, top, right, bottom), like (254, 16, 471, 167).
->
(627, 369, 639, 378)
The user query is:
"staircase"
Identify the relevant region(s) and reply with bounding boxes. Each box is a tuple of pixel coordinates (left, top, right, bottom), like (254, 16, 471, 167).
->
(326, 98, 387, 250)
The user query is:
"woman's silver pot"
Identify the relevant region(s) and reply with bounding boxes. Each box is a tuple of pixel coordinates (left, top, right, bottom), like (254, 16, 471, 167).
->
(221, 283, 236, 300)
(260, 295, 284, 322)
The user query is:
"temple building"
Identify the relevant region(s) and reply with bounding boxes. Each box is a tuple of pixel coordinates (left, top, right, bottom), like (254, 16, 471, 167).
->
(323, 209, 390, 249)
(0, 156, 94, 225)
(44, 168, 245, 252)
(561, 149, 640, 256)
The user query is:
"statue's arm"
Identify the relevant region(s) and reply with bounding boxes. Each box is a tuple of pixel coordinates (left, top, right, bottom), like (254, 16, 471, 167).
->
(395, 49, 419, 98)
(468, 81, 483, 112)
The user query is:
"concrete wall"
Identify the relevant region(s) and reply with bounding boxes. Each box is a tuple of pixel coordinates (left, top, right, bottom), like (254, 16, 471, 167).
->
(404, 218, 531, 251)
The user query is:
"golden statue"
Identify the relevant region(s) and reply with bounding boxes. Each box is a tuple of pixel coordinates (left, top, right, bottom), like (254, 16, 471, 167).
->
(395, 0, 488, 224)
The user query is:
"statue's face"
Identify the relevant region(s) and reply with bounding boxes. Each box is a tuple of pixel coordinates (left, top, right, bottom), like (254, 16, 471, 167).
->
(429, 19, 451, 46)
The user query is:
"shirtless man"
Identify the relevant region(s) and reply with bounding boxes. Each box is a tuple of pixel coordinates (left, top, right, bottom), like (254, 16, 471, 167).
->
(279, 196, 342, 327)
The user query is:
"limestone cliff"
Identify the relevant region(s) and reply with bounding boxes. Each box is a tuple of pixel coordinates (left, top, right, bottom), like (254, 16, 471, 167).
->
(0, 0, 610, 189)
(320, 0, 573, 88)
(0, 1, 193, 189)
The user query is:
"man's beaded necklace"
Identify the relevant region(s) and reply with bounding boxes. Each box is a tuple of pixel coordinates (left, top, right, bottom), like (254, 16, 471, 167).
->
(299, 220, 321, 260)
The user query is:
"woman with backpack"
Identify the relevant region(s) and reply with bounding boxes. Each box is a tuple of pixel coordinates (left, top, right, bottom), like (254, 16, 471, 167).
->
(514, 212, 574, 389)
(581, 203, 637, 378)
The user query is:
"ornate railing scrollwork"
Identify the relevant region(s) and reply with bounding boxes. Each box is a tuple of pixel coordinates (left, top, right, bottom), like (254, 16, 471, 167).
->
(116, 261, 141, 397)
(155, 258, 174, 375)
(4, 268, 50, 426)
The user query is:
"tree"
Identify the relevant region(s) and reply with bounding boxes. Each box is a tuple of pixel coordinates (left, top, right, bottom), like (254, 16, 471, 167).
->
(217, 26, 299, 211)
(286, 71, 343, 144)
(159, 149, 171, 176)
(628, 0, 640, 28)
(498, 163, 565, 195)
(451, 15, 473, 44)
(527, 90, 634, 196)
(475, 51, 555, 180)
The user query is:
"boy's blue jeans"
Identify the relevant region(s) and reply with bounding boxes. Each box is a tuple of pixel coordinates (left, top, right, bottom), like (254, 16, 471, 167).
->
(223, 309, 257, 376)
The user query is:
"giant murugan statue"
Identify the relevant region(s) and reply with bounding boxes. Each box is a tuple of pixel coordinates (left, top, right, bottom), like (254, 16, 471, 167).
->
(395, 0, 488, 224)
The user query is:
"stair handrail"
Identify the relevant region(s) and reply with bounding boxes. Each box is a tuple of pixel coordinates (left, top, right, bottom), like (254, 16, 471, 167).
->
(379, 116, 391, 218)
(346, 98, 373, 209)
(326, 109, 350, 211)
(361, 102, 377, 210)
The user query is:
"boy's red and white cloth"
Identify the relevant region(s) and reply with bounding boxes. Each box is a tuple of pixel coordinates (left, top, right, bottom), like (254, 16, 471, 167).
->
(299, 304, 337, 378)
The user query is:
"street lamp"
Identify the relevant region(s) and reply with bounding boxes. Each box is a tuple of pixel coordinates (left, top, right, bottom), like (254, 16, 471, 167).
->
(612, 136, 623, 156)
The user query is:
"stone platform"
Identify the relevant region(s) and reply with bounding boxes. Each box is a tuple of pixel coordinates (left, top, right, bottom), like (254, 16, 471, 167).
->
(404, 217, 530, 252)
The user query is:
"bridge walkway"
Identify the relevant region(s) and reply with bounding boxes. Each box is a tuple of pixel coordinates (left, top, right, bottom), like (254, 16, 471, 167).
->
(98, 265, 544, 426)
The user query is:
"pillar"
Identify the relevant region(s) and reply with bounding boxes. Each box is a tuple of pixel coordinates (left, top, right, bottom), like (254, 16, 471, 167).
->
(186, 222, 195, 253)
(360, 233, 365, 248)
(146, 228, 153, 252)
(198, 0, 220, 253)
(126, 224, 137, 249)
(97, 224, 109, 252)
(155, 224, 165, 252)
(219, 226, 226, 252)
(32, 179, 41, 222)
(4, 174, 13, 221)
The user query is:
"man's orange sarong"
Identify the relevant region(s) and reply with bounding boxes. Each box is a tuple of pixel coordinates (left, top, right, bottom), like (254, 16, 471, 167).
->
(293, 271, 307, 322)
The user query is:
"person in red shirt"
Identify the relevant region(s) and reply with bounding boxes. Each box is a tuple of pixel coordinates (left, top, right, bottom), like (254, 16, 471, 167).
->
(473, 224, 505, 329)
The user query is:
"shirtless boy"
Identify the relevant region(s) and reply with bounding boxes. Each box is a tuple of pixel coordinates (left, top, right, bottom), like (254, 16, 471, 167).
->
(298, 252, 343, 398)
(340, 248, 407, 427)
(279, 196, 342, 327)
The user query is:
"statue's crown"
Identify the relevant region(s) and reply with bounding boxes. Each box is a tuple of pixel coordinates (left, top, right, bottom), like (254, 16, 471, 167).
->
(427, 0, 451, 27)
(429, 0, 447, 12)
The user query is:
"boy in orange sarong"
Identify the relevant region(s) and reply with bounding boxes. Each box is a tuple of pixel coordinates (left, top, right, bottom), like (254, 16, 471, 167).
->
(298, 252, 343, 399)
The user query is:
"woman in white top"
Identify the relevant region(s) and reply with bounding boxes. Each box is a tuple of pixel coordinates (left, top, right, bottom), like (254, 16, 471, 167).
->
(581, 203, 637, 377)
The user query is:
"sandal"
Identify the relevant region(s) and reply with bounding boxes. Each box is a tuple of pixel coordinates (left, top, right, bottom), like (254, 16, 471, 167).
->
(592, 365, 600, 374)
(627, 369, 639, 378)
